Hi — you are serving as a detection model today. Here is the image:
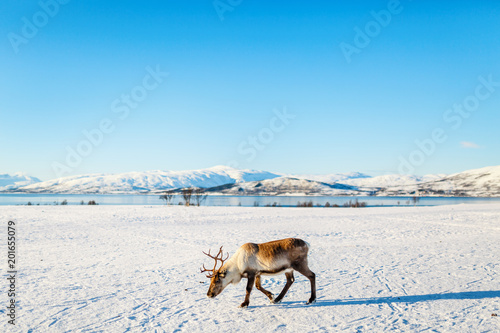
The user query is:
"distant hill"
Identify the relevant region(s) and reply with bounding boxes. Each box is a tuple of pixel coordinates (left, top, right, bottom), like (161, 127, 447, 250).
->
(203, 177, 364, 196)
(0, 173, 41, 191)
(3, 165, 500, 197)
(292, 172, 371, 184)
(12, 166, 279, 194)
(413, 165, 500, 197)
(345, 174, 446, 189)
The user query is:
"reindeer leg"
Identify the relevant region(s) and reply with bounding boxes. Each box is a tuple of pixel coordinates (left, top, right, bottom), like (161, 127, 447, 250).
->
(272, 271, 294, 304)
(239, 273, 255, 308)
(294, 262, 316, 304)
(255, 275, 274, 302)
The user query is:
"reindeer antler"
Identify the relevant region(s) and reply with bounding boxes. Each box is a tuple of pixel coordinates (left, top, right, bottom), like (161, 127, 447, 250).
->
(200, 246, 229, 278)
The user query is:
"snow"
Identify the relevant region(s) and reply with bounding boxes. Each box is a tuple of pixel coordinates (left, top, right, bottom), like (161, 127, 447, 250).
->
(293, 172, 371, 184)
(1, 204, 499, 332)
(344, 174, 446, 188)
(448, 165, 500, 179)
(206, 177, 363, 196)
(16, 166, 279, 194)
(292, 172, 447, 189)
(416, 165, 500, 197)
(5, 165, 500, 197)
(0, 173, 41, 191)
(369, 165, 500, 197)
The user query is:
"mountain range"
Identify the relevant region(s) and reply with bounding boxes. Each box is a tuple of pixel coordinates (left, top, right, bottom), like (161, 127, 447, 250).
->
(0, 173, 41, 191)
(1, 165, 499, 197)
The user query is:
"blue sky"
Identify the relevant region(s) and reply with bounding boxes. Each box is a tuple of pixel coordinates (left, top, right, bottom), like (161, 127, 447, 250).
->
(1, 0, 499, 180)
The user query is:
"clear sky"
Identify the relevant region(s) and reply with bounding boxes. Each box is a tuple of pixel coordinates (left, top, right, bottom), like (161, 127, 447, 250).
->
(1, 0, 499, 180)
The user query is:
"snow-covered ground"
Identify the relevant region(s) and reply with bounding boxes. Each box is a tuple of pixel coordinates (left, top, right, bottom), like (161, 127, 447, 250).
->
(1, 204, 499, 332)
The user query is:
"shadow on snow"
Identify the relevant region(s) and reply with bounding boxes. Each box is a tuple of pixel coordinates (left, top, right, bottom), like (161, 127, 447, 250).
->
(277, 290, 500, 308)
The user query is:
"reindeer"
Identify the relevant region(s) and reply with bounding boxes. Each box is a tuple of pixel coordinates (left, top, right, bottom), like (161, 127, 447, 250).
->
(200, 238, 316, 308)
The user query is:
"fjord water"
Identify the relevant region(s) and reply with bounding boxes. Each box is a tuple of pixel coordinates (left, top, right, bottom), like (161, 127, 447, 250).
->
(1, 193, 500, 207)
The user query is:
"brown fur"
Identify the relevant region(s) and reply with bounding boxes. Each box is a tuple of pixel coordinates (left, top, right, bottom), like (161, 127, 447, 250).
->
(204, 238, 316, 307)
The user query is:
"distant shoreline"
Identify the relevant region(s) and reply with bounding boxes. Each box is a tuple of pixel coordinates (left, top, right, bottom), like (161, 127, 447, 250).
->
(2, 193, 500, 208)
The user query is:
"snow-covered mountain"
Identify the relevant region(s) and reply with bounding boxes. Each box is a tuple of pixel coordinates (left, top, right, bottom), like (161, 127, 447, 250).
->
(204, 177, 364, 196)
(293, 172, 370, 184)
(14, 166, 279, 194)
(344, 174, 446, 189)
(0, 173, 41, 191)
(206, 166, 500, 197)
(3, 165, 500, 196)
(413, 165, 500, 197)
(291, 172, 446, 195)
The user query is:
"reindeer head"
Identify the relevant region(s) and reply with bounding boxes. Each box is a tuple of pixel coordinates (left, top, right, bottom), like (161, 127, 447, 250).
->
(200, 246, 231, 298)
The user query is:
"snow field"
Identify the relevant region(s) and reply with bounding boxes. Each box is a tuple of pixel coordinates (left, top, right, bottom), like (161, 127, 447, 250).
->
(0, 204, 499, 332)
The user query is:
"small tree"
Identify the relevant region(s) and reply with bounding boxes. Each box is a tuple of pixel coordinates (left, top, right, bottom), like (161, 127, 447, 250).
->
(182, 188, 194, 206)
(193, 188, 207, 206)
(160, 190, 175, 205)
(61, 199, 68, 205)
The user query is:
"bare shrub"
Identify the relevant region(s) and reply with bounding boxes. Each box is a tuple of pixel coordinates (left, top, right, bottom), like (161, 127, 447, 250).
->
(160, 190, 175, 205)
(193, 188, 208, 206)
(343, 199, 367, 208)
(182, 188, 194, 206)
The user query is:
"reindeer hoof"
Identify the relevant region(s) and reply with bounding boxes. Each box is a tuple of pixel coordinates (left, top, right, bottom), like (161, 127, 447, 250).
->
(239, 302, 249, 308)
(272, 298, 282, 304)
(306, 299, 316, 305)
